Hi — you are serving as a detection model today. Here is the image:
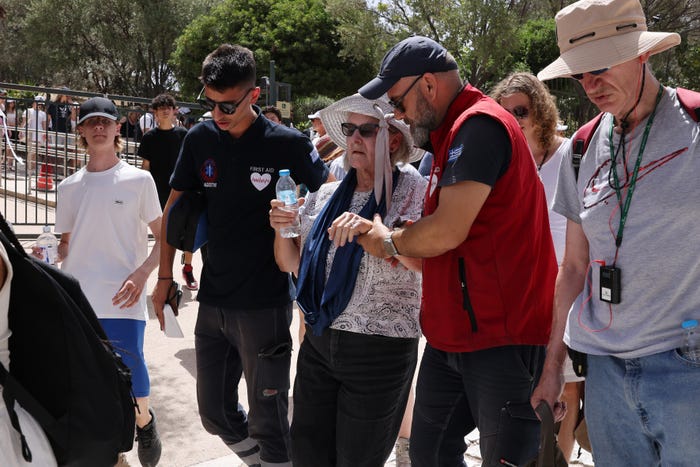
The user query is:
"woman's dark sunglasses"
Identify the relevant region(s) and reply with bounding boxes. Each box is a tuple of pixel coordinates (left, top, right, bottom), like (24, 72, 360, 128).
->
(509, 106, 529, 120)
(197, 88, 253, 115)
(571, 68, 609, 80)
(341, 122, 380, 138)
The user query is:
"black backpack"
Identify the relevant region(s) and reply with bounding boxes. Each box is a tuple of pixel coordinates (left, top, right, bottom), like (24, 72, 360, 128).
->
(166, 190, 208, 253)
(0, 212, 136, 466)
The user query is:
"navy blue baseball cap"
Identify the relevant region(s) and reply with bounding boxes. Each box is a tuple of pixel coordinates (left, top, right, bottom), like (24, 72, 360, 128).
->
(78, 97, 120, 124)
(359, 36, 458, 99)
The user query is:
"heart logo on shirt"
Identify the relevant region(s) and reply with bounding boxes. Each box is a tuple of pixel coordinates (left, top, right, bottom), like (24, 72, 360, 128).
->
(250, 172, 271, 191)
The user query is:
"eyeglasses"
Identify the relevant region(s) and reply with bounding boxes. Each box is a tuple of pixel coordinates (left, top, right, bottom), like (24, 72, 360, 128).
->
(507, 106, 530, 120)
(197, 87, 253, 115)
(571, 68, 609, 80)
(340, 122, 380, 138)
(388, 74, 424, 113)
(82, 117, 116, 128)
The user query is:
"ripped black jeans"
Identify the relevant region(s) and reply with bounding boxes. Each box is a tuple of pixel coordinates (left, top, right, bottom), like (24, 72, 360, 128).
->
(195, 302, 293, 464)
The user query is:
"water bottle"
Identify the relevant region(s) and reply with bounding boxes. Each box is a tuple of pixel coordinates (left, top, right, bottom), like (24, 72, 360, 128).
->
(36, 225, 58, 265)
(275, 169, 300, 238)
(681, 320, 700, 362)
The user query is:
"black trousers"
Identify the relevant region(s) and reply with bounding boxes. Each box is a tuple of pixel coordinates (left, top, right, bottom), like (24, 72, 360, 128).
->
(410, 343, 545, 467)
(195, 302, 293, 464)
(291, 327, 418, 467)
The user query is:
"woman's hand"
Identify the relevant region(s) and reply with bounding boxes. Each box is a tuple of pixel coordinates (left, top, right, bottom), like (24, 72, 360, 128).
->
(269, 198, 305, 232)
(328, 212, 373, 248)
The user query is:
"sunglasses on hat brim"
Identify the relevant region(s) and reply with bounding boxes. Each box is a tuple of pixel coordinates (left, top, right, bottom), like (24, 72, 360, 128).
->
(571, 68, 609, 80)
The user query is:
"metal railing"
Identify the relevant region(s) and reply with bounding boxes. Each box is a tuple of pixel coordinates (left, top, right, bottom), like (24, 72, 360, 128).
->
(1, 83, 200, 226)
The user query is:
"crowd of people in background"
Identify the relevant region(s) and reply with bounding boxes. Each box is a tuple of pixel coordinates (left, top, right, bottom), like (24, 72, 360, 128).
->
(2, 0, 699, 466)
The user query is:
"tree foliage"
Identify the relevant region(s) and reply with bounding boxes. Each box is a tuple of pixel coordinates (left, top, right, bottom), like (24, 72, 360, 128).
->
(371, 0, 541, 89)
(1, 0, 700, 124)
(170, 0, 375, 100)
(0, 0, 214, 96)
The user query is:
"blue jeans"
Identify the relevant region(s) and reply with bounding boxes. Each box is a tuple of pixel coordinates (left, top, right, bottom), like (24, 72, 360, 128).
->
(586, 350, 700, 466)
(195, 303, 293, 465)
(410, 343, 544, 467)
(291, 327, 418, 467)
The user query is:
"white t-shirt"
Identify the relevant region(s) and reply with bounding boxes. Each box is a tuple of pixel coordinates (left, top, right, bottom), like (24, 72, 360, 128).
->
(55, 160, 161, 320)
(139, 113, 155, 134)
(538, 138, 569, 264)
(23, 108, 46, 143)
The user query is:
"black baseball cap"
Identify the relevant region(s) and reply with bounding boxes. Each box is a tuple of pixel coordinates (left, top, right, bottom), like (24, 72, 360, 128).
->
(78, 97, 120, 124)
(358, 36, 458, 99)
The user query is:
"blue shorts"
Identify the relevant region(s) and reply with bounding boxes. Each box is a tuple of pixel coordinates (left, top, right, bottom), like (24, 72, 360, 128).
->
(99, 318, 150, 398)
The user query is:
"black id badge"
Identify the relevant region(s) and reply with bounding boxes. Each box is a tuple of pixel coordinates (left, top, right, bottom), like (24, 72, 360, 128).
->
(600, 265, 621, 304)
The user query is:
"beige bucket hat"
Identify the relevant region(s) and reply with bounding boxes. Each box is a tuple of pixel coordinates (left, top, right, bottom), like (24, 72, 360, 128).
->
(538, 0, 680, 81)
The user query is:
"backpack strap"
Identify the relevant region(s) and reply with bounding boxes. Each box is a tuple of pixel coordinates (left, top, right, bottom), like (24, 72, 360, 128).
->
(0, 363, 32, 462)
(677, 87, 700, 122)
(571, 113, 604, 182)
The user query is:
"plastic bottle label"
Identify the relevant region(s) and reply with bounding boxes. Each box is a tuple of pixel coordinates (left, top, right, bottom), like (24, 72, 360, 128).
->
(40, 246, 57, 265)
(278, 189, 297, 206)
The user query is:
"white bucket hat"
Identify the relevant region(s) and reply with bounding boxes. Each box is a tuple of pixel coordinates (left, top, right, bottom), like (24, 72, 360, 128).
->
(319, 94, 424, 163)
(319, 93, 424, 208)
(538, 0, 680, 81)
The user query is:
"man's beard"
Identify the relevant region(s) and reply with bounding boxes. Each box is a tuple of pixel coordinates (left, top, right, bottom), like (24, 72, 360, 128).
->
(408, 91, 438, 147)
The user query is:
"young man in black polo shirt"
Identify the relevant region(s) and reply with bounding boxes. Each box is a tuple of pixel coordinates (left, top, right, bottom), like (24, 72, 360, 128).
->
(151, 44, 329, 467)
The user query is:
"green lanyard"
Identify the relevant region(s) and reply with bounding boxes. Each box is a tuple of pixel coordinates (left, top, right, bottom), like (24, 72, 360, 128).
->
(607, 85, 664, 249)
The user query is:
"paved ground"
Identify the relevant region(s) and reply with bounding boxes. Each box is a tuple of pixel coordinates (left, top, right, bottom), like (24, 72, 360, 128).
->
(10, 221, 594, 467)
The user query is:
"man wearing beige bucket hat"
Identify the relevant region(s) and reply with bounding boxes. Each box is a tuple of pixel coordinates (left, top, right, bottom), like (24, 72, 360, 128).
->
(532, 0, 700, 464)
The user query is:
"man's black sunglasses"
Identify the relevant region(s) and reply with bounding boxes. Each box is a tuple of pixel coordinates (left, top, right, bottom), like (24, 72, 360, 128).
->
(197, 88, 253, 115)
(571, 68, 609, 80)
(388, 74, 424, 113)
(341, 122, 380, 138)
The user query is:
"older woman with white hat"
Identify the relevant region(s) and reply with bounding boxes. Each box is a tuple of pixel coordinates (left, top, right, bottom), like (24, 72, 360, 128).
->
(532, 0, 700, 465)
(270, 93, 426, 466)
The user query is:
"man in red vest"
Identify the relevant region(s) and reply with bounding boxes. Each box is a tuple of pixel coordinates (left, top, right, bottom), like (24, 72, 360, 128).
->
(355, 36, 557, 466)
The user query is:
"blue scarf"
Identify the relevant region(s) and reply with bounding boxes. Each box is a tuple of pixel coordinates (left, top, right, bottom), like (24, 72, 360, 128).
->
(296, 168, 398, 335)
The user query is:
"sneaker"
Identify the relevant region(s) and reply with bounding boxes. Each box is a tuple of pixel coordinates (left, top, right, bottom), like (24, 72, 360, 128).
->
(182, 264, 198, 290)
(136, 408, 162, 467)
(395, 437, 411, 467)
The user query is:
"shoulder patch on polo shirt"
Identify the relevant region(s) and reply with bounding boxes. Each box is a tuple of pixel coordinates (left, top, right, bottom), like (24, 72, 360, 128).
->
(309, 146, 320, 163)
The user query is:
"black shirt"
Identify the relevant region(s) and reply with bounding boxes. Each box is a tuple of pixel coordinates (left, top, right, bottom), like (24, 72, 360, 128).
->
(170, 110, 329, 309)
(47, 102, 72, 133)
(138, 126, 188, 208)
(439, 115, 512, 188)
(120, 118, 143, 142)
